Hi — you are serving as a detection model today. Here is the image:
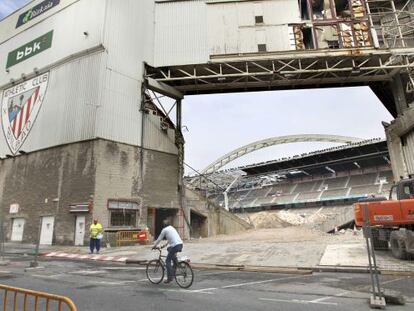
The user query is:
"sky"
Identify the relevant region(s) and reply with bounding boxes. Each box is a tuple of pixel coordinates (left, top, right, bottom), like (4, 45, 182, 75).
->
(0, 1, 394, 174)
(0, 0, 30, 20)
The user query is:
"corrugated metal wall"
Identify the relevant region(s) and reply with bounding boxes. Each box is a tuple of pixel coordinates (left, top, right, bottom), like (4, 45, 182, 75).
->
(143, 113, 178, 154)
(154, 0, 208, 66)
(207, 0, 300, 55)
(402, 130, 414, 176)
(0, 0, 106, 88)
(0, 0, 79, 45)
(0, 51, 105, 156)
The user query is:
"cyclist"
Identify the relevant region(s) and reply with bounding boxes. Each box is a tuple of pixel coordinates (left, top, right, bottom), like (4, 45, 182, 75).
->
(152, 219, 183, 284)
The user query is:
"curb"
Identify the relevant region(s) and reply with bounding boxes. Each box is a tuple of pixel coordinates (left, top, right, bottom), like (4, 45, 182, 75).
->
(40, 252, 414, 276)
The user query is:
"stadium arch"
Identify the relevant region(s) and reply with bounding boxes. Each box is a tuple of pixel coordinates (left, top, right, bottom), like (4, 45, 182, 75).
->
(200, 134, 363, 175)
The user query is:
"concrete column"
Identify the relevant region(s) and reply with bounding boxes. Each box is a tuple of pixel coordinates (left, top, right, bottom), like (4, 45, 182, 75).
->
(384, 106, 414, 180)
(176, 100, 191, 239)
(391, 74, 409, 116)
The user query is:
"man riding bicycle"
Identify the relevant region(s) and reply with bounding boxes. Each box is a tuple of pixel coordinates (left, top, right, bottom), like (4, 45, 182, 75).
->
(152, 219, 183, 284)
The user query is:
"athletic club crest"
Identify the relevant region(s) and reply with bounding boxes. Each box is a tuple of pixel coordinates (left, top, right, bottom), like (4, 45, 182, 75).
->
(1, 72, 49, 154)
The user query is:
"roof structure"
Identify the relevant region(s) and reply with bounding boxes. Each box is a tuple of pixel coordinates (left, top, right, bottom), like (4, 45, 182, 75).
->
(241, 138, 389, 176)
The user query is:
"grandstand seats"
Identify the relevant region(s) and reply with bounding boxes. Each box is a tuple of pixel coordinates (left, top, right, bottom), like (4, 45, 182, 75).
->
(320, 188, 349, 200)
(347, 173, 378, 187)
(207, 169, 393, 209)
(295, 191, 320, 202)
(322, 176, 349, 189)
(293, 181, 318, 193)
(349, 185, 380, 197)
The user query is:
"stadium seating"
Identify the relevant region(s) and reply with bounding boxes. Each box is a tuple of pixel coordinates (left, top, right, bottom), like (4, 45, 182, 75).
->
(347, 173, 378, 187)
(322, 176, 349, 189)
(295, 191, 321, 202)
(349, 185, 380, 197)
(207, 169, 393, 209)
(320, 188, 349, 200)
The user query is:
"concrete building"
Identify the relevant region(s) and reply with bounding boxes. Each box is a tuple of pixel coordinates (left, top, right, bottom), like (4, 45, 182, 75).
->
(0, 0, 183, 245)
(1, 0, 413, 245)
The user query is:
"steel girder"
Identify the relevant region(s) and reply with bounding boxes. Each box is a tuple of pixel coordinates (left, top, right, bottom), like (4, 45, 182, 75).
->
(145, 48, 414, 94)
(199, 134, 363, 175)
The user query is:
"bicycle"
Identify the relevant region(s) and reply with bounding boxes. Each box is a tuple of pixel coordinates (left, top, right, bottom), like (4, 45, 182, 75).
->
(146, 245, 194, 289)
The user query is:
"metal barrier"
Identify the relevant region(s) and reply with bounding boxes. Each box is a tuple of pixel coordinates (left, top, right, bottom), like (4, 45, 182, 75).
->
(116, 229, 149, 247)
(0, 284, 77, 311)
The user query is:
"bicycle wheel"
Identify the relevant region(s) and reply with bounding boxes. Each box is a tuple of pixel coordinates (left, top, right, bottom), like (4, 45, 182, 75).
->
(175, 261, 194, 289)
(146, 259, 164, 284)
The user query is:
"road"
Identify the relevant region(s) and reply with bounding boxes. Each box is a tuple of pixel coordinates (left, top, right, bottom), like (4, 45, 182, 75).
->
(0, 255, 413, 310)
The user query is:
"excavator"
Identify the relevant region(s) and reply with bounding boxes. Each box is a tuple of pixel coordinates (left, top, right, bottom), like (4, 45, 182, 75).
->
(354, 178, 414, 259)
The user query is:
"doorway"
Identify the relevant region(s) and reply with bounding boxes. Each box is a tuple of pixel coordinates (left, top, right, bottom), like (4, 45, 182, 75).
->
(75, 216, 86, 246)
(11, 218, 25, 242)
(39, 216, 55, 245)
(153, 208, 177, 239)
(190, 211, 208, 238)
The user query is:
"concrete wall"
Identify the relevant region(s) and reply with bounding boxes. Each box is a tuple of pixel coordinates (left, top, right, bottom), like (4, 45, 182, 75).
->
(0, 138, 180, 244)
(185, 188, 252, 237)
(0, 140, 96, 245)
(385, 106, 414, 179)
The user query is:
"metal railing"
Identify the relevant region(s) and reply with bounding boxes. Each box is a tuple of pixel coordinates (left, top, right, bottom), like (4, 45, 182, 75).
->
(0, 284, 77, 311)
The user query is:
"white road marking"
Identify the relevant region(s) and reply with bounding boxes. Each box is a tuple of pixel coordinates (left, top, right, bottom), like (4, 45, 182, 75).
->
(31, 274, 64, 279)
(116, 257, 128, 262)
(310, 291, 348, 303)
(102, 267, 145, 271)
(221, 275, 308, 289)
(162, 289, 215, 295)
(260, 297, 338, 306)
(69, 270, 103, 275)
(91, 280, 135, 286)
(102, 257, 114, 261)
(382, 277, 407, 285)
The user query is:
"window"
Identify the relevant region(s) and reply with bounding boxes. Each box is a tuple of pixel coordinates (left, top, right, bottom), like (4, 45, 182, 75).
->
(110, 210, 137, 227)
(299, 0, 310, 19)
(401, 183, 414, 200)
(255, 15, 264, 24)
(258, 44, 267, 52)
(390, 186, 398, 200)
(108, 200, 140, 227)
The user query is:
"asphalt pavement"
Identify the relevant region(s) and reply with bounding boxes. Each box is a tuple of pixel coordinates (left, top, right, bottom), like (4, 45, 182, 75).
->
(0, 255, 413, 310)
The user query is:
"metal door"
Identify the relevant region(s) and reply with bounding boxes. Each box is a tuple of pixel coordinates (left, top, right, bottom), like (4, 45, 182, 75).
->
(39, 216, 55, 245)
(74, 216, 85, 246)
(11, 218, 25, 241)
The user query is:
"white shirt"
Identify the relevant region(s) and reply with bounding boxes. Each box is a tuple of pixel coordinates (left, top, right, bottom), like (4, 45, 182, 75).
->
(154, 225, 183, 247)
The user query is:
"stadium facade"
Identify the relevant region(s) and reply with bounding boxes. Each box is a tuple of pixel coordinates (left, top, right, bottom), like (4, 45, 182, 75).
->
(0, 0, 413, 245)
(0, 0, 182, 245)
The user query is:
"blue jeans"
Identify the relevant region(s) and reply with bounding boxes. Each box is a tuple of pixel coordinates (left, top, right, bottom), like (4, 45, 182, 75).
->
(166, 244, 183, 281)
(90, 238, 100, 253)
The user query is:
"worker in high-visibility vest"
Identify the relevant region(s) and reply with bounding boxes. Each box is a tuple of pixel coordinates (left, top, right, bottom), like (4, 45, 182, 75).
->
(89, 219, 103, 254)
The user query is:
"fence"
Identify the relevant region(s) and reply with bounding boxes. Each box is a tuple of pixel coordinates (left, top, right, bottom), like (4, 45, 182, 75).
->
(116, 229, 149, 247)
(0, 284, 77, 311)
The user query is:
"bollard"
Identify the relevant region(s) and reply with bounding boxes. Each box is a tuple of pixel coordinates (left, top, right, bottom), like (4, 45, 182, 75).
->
(29, 217, 42, 268)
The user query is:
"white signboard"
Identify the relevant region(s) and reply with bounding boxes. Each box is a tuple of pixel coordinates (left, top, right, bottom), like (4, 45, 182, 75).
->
(373, 215, 394, 222)
(9, 203, 19, 214)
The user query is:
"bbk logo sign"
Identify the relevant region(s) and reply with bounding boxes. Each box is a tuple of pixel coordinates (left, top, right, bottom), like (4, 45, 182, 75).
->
(6, 31, 53, 69)
(1, 72, 49, 154)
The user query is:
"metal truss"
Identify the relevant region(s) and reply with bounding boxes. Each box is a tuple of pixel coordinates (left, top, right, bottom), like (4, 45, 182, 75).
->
(197, 134, 362, 176)
(145, 49, 414, 94)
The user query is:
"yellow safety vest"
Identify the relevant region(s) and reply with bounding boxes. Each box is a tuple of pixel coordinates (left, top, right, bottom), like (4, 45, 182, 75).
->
(90, 223, 102, 238)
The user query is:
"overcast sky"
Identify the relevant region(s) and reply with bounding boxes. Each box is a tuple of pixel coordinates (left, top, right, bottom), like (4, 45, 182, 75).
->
(1, 1, 394, 174)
